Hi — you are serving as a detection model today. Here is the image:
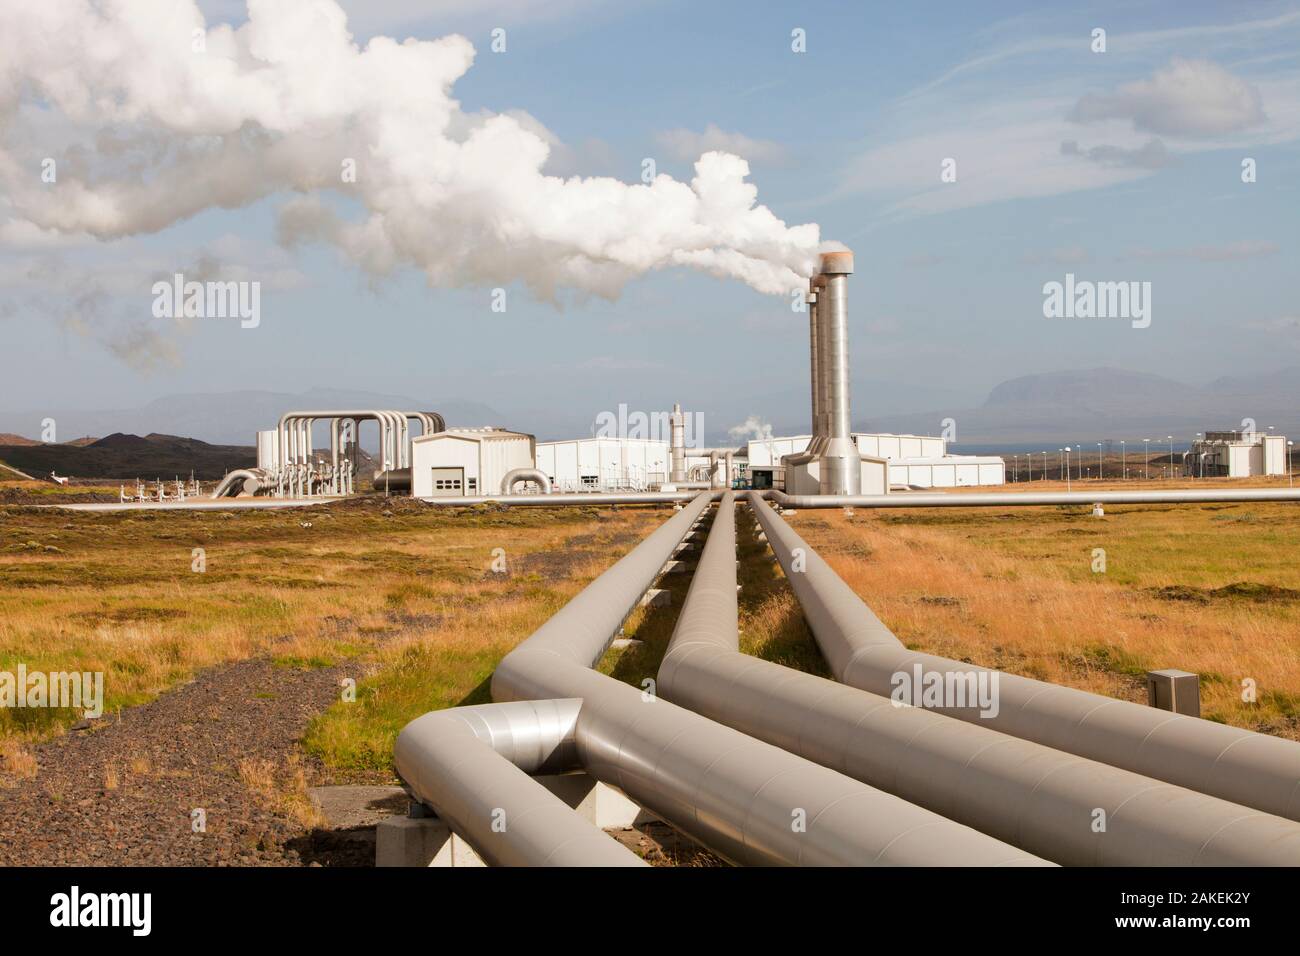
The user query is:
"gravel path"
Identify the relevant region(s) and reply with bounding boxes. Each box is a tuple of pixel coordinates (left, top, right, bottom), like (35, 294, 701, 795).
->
(0, 658, 353, 866)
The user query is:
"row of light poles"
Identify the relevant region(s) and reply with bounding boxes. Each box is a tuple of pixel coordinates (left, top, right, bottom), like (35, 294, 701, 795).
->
(1008, 435, 1180, 482)
(1008, 431, 1294, 481)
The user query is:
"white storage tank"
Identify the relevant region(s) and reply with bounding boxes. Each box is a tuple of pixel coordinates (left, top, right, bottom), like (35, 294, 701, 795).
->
(412, 428, 535, 498)
(256, 429, 280, 471)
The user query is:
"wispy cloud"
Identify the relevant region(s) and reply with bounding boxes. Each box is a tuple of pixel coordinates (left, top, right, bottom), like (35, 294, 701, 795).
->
(834, 11, 1300, 219)
(654, 124, 790, 166)
(1126, 240, 1280, 262)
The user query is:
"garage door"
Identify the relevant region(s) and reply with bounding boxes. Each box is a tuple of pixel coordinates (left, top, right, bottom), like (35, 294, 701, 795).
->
(429, 467, 465, 497)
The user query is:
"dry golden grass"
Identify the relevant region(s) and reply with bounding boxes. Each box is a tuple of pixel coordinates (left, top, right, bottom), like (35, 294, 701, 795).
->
(771, 494, 1300, 739)
(238, 755, 325, 829)
(0, 738, 37, 782)
(0, 500, 668, 769)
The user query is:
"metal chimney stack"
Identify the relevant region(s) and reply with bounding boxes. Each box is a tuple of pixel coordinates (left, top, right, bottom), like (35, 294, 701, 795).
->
(669, 402, 687, 484)
(816, 250, 860, 495)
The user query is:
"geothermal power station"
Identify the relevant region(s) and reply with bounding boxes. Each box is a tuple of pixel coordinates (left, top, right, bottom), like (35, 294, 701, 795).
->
(136, 250, 1295, 867)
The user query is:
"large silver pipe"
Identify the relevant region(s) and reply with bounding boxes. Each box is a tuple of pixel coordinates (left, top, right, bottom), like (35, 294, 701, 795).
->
(807, 279, 821, 438)
(749, 492, 1300, 823)
(769, 488, 1300, 508)
(657, 495, 1300, 864)
(395, 699, 646, 866)
(492, 492, 1049, 866)
(806, 273, 826, 452)
(817, 252, 859, 494)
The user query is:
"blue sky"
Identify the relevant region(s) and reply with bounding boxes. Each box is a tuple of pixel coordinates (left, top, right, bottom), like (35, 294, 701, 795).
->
(2, 0, 1297, 441)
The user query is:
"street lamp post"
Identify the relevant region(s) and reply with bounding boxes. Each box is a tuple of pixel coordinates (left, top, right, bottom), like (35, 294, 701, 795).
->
(1064, 447, 1072, 491)
(1289, 441, 1295, 489)
(1042, 451, 1047, 480)
(1143, 438, 1151, 479)
(1167, 435, 1173, 479)
(1121, 440, 1126, 479)
(1097, 442, 1103, 480)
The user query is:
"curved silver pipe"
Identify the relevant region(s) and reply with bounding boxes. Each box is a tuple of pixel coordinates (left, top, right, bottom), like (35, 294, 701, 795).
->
(657, 496, 1300, 864)
(492, 492, 1049, 866)
(749, 492, 1300, 823)
(500, 468, 553, 495)
(395, 699, 645, 866)
(769, 488, 1300, 509)
(210, 468, 263, 498)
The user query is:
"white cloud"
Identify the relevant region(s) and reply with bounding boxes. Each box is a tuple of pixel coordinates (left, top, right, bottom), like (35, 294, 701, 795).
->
(1127, 240, 1279, 262)
(0, 0, 827, 305)
(1069, 58, 1266, 137)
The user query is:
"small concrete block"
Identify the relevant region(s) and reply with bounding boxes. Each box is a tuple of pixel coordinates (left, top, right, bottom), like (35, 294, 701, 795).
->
(377, 815, 487, 867)
(660, 560, 691, 574)
(639, 588, 672, 608)
(1147, 669, 1200, 717)
(534, 774, 652, 829)
(1092, 503, 1105, 517)
(673, 542, 700, 555)
(609, 637, 644, 650)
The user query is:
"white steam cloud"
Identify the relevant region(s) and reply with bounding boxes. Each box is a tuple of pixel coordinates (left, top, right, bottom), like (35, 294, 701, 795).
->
(0, 0, 830, 300)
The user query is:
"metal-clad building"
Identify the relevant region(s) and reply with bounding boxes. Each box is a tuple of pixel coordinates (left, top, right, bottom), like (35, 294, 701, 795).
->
(412, 428, 535, 498)
(1186, 431, 1288, 477)
(889, 456, 1005, 488)
(535, 438, 671, 492)
(747, 433, 946, 466)
(748, 432, 1004, 488)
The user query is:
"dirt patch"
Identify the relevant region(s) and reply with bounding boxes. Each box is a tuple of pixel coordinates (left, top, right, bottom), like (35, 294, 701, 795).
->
(1149, 581, 1300, 605)
(0, 657, 358, 866)
(607, 820, 724, 867)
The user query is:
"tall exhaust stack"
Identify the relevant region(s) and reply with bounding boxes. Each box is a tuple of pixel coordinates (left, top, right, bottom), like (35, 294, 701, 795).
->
(816, 250, 860, 495)
(669, 402, 687, 484)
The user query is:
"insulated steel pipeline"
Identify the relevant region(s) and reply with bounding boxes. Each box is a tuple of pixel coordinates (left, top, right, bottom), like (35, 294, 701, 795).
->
(748, 492, 1300, 824)
(769, 488, 1300, 509)
(493, 491, 1050, 866)
(657, 495, 1300, 864)
(395, 699, 645, 866)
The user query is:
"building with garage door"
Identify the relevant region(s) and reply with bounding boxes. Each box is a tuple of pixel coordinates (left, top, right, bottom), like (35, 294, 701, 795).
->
(411, 428, 536, 498)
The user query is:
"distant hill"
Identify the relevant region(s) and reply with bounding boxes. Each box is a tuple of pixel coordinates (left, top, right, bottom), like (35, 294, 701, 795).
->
(0, 388, 502, 448)
(0, 433, 255, 480)
(867, 366, 1300, 445)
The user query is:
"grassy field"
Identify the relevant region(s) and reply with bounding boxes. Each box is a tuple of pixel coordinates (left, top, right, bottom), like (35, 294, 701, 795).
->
(0, 498, 667, 779)
(3, 480, 1298, 790)
(763, 480, 1300, 739)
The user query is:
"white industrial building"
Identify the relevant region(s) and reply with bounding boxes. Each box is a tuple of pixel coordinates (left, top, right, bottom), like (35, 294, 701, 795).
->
(748, 433, 1005, 489)
(412, 428, 536, 498)
(535, 438, 672, 492)
(1185, 431, 1289, 478)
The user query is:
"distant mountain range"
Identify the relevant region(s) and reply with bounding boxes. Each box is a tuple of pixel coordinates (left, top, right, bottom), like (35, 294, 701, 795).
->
(861, 367, 1300, 446)
(1, 369, 1295, 453)
(0, 388, 502, 447)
